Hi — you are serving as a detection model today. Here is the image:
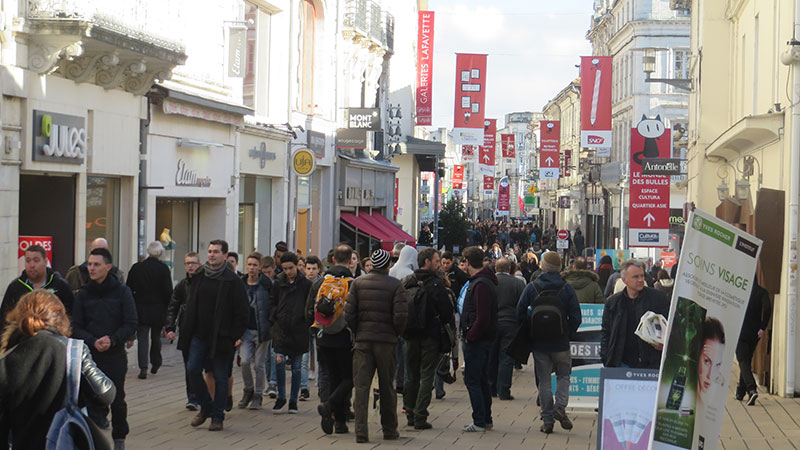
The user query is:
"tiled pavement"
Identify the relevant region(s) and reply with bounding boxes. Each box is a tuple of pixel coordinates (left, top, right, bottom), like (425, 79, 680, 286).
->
(108, 342, 800, 450)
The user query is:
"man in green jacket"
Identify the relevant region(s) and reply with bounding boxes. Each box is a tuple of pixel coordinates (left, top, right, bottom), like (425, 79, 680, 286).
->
(562, 257, 604, 304)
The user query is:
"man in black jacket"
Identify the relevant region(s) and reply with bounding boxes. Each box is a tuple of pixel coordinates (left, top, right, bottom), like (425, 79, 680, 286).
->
(165, 252, 201, 410)
(489, 258, 526, 401)
(601, 259, 669, 369)
(736, 277, 772, 405)
(72, 247, 138, 450)
(442, 251, 469, 297)
(127, 241, 173, 379)
(1, 244, 74, 321)
(179, 240, 249, 432)
(402, 248, 454, 431)
(65, 237, 125, 294)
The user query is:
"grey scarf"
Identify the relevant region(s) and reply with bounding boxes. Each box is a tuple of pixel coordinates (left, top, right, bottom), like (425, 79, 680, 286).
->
(201, 262, 228, 280)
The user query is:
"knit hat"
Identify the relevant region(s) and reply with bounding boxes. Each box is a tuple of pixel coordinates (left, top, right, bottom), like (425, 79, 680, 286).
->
(541, 251, 562, 273)
(370, 249, 391, 270)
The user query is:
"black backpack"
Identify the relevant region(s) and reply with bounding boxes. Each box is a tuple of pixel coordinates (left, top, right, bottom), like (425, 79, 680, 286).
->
(528, 284, 567, 340)
(403, 275, 429, 335)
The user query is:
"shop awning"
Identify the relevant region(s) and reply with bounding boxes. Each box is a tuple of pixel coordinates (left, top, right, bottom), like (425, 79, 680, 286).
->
(360, 213, 416, 246)
(340, 212, 416, 250)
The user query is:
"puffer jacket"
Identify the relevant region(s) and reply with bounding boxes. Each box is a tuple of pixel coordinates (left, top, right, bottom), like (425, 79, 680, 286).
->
(72, 275, 138, 352)
(0, 328, 115, 449)
(344, 268, 408, 344)
(562, 269, 604, 304)
(270, 271, 312, 356)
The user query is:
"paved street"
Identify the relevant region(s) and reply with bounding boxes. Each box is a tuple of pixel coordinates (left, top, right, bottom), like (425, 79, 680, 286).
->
(94, 342, 800, 450)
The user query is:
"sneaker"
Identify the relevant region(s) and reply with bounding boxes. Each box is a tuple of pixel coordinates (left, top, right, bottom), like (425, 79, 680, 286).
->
(334, 422, 349, 434)
(238, 390, 254, 409)
(225, 395, 233, 412)
(747, 391, 759, 406)
(414, 422, 432, 430)
(463, 423, 485, 432)
(190, 411, 209, 427)
(735, 385, 746, 401)
(300, 388, 310, 401)
(540, 423, 554, 434)
(185, 401, 199, 411)
(318, 404, 334, 434)
(272, 398, 287, 414)
(249, 395, 262, 410)
(209, 420, 223, 432)
(267, 384, 278, 399)
(288, 401, 298, 414)
(554, 407, 573, 430)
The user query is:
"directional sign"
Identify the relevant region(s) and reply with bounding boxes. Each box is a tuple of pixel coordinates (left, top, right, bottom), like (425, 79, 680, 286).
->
(629, 118, 671, 247)
(557, 229, 569, 240)
(539, 120, 560, 180)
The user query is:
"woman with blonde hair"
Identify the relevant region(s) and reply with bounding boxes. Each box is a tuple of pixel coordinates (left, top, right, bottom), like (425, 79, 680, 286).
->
(0, 290, 115, 449)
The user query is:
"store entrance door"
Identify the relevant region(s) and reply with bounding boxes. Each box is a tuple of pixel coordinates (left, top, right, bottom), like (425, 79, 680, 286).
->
(156, 198, 199, 281)
(19, 174, 76, 276)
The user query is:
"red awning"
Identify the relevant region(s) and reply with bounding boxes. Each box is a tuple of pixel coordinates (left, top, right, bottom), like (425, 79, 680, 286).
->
(340, 212, 416, 249)
(340, 212, 392, 242)
(360, 213, 416, 247)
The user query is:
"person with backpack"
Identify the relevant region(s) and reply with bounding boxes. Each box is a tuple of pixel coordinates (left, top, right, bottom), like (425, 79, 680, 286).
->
(516, 251, 582, 434)
(345, 249, 409, 443)
(401, 248, 455, 430)
(0, 290, 116, 450)
(306, 244, 355, 435)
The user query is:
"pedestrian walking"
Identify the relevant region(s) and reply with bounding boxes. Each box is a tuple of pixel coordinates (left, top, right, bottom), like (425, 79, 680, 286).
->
(345, 249, 408, 443)
(65, 237, 125, 293)
(562, 256, 604, 304)
(238, 253, 272, 410)
(126, 241, 173, 379)
(735, 276, 771, 405)
(488, 258, 525, 400)
(1, 244, 74, 323)
(165, 252, 202, 410)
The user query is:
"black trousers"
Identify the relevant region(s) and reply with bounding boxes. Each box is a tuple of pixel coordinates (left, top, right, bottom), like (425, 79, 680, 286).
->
(736, 338, 758, 394)
(318, 346, 353, 423)
(137, 325, 162, 371)
(89, 349, 129, 440)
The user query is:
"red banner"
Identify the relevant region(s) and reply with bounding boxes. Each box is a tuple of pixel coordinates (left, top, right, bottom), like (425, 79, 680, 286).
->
(453, 53, 488, 145)
(539, 120, 560, 179)
(483, 175, 494, 193)
(580, 56, 613, 153)
(497, 177, 510, 216)
(462, 145, 475, 159)
(393, 178, 399, 221)
(629, 117, 671, 247)
(501, 134, 515, 159)
(452, 164, 464, 187)
(416, 11, 434, 126)
(478, 119, 496, 174)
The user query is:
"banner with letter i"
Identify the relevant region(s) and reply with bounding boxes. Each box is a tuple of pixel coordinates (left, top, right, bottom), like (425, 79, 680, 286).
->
(453, 53, 488, 145)
(580, 56, 612, 156)
(649, 209, 762, 450)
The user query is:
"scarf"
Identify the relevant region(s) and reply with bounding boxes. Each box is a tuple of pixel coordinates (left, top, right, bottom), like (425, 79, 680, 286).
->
(201, 262, 228, 280)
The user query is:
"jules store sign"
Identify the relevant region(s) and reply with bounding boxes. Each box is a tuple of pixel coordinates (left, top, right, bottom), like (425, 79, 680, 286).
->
(32, 110, 87, 164)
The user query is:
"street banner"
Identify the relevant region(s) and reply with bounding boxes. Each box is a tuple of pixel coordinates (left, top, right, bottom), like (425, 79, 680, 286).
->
(580, 56, 613, 154)
(497, 177, 510, 216)
(629, 116, 671, 247)
(563, 148, 572, 177)
(540, 120, 560, 179)
(597, 368, 659, 450)
(394, 178, 398, 221)
(501, 134, 516, 159)
(453, 53, 488, 145)
(650, 209, 762, 450)
(483, 175, 494, 195)
(416, 11, 434, 126)
(18, 236, 53, 274)
(452, 164, 464, 187)
(478, 119, 497, 176)
(462, 144, 475, 160)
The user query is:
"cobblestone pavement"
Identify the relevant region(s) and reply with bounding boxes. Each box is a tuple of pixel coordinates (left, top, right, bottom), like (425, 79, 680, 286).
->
(106, 342, 800, 450)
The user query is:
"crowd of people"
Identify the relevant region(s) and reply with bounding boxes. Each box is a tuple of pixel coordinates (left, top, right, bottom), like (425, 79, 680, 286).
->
(0, 222, 773, 448)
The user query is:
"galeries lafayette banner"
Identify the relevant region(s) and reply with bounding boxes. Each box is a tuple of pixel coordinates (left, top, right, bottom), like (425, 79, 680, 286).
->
(452, 53, 487, 145)
(416, 11, 434, 126)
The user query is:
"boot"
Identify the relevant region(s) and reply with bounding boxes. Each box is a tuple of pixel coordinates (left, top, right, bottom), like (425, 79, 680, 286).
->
(238, 389, 254, 409)
(248, 394, 262, 410)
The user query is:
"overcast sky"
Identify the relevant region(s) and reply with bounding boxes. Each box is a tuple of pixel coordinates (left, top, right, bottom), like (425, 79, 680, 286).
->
(427, 0, 593, 129)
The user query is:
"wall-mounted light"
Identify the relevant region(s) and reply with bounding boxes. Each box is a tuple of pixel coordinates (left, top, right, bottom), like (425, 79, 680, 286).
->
(735, 177, 751, 201)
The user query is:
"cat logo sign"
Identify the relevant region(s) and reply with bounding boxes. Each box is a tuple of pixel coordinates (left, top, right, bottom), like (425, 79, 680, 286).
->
(291, 148, 316, 176)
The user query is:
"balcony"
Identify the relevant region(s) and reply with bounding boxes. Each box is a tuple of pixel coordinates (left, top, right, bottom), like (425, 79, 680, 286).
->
(18, 0, 187, 94)
(343, 0, 392, 54)
(343, 0, 369, 41)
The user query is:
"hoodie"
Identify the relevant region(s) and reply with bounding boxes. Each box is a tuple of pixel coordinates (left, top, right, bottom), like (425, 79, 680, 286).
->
(562, 269, 604, 304)
(389, 246, 418, 280)
(460, 267, 498, 343)
(1, 268, 74, 321)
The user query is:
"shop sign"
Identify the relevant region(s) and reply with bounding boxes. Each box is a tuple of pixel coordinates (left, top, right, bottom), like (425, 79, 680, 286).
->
(247, 142, 277, 169)
(307, 130, 326, 157)
(336, 128, 367, 149)
(669, 208, 686, 227)
(18, 236, 53, 274)
(291, 148, 316, 176)
(347, 108, 381, 130)
(227, 26, 246, 78)
(175, 159, 212, 187)
(641, 158, 684, 176)
(32, 110, 87, 164)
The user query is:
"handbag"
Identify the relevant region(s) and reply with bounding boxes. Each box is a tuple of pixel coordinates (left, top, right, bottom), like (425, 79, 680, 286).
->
(436, 353, 457, 384)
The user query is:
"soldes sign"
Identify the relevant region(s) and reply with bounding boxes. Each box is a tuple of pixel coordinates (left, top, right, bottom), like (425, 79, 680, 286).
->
(32, 110, 87, 164)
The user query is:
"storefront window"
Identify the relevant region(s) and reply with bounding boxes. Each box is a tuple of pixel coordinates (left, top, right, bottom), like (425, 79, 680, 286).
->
(86, 176, 120, 260)
(239, 176, 272, 256)
(156, 198, 198, 281)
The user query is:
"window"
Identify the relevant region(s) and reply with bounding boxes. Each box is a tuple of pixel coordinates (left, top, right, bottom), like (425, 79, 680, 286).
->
(301, 0, 317, 114)
(674, 50, 689, 79)
(243, 2, 272, 114)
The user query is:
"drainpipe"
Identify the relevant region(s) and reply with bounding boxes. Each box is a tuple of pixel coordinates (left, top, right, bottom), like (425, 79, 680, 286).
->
(137, 96, 152, 261)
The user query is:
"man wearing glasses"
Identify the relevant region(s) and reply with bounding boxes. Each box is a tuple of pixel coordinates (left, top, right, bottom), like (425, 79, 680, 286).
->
(166, 252, 202, 410)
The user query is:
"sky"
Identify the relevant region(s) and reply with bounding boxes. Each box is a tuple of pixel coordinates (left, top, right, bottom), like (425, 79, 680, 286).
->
(427, 0, 593, 129)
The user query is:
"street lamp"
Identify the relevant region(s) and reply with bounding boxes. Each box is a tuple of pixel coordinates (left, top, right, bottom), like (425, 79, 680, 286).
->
(642, 48, 693, 91)
(735, 177, 751, 201)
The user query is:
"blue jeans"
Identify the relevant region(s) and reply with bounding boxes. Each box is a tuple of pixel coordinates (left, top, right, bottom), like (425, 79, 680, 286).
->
(187, 337, 230, 421)
(276, 353, 303, 402)
(300, 339, 310, 390)
(462, 339, 493, 428)
(266, 342, 277, 386)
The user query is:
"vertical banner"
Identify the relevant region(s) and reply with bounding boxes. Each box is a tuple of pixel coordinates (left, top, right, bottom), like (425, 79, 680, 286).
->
(580, 56, 613, 155)
(462, 144, 476, 160)
(650, 209, 762, 450)
(453, 53, 488, 145)
(478, 119, 497, 176)
(452, 164, 464, 189)
(393, 178, 399, 221)
(496, 177, 510, 215)
(540, 120, 560, 180)
(629, 116, 671, 247)
(501, 134, 516, 160)
(416, 11, 434, 126)
(483, 175, 494, 195)
(227, 26, 246, 78)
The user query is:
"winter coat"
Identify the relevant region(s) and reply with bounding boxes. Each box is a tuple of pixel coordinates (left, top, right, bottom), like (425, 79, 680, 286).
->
(740, 283, 772, 343)
(65, 262, 124, 294)
(389, 246, 418, 280)
(270, 271, 312, 356)
(344, 268, 409, 344)
(460, 267, 498, 343)
(601, 287, 669, 368)
(72, 275, 138, 352)
(126, 256, 174, 327)
(603, 271, 623, 297)
(516, 271, 582, 352)
(0, 328, 116, 450)
(495, 272, 526, 328)
(305, 265, 354, 349)
(445, 266, 470, 300)
(176, 266, 249, 361)
(562, 269, 604, 304)
(1, 268, 74, 321)
(165, 274, 193, 333)
(243, 274, 272, 342)
(654, 279, 674, 301)
(400, 269, 453, 340)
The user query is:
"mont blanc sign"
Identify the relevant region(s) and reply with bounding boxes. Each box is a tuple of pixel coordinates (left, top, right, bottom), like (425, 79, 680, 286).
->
(32, 110, 87, 164)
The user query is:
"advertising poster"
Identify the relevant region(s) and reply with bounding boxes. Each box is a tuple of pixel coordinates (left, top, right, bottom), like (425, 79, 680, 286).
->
(462, 144, 475, 160)
(580, 56, 613, 154)
(453, 53, 488, 145)
(629, 116, 671, 248)
(552, 303, 605, 408)
(596, 249, 632, 270)
(501, 134, 516, 159)
(597, 368, 659, 450)
(483, 175, 494, 195)
(496, 177, 510, 215)
(416, 11, 434, 126)
(650, 209, 762, 450)
(478, 119, 497, 176)
(540, 120, 560, 180)
(18, 236, 53, 274)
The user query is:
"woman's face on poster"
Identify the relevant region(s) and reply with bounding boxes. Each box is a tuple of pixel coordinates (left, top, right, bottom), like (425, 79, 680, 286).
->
(698, 338, 725, 403)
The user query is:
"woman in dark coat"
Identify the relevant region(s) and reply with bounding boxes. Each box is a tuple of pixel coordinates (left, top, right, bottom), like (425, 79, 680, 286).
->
(0, 290, 115, 450)
(596, 254, 615, 294)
